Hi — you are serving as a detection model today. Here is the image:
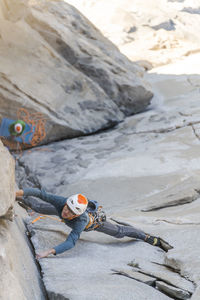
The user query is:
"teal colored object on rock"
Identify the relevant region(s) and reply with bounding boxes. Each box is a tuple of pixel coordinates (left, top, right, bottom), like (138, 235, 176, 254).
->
(9, 120, 26, 136)
(0, 118, 35, 144)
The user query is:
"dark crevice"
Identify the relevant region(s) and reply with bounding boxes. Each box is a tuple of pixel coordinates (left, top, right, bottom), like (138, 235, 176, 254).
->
(111, 269, 156, 287)
(191, 125, 200, 141)
(0, 206, 14, 221)
(24, 216, 69, 300)
(47, 291, 70, 300)
(130, 121, 200, 136)
(22, 219, 50, 300)
(15, 158, 42, 189)
(0, 83, 21, 98)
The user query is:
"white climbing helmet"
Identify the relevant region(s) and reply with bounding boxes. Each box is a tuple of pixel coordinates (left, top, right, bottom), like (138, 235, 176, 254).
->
(14, 122, 23, 134)
(66, 194, 88, 215)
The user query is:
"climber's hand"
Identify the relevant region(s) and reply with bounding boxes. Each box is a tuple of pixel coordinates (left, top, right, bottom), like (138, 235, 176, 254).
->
(36, 249, 56, 259)
(15, 189, 24, 199)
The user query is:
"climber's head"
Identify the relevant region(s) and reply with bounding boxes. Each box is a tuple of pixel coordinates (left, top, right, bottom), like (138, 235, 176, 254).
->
(61, 194, 88, 219)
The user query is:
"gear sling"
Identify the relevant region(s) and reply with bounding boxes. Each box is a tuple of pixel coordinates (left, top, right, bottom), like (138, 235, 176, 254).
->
(84, 200, 106, 231)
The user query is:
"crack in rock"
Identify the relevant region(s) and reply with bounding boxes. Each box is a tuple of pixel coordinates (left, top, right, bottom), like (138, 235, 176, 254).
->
(111, 268, 156, 286)
(47, 291, 70, 300)
(15, 159, 42, 189)
(125, 260, 195, 299)
(141, 195, 199, 212)
(132, 120, 200, 136)
(153, 219, 200, 226)
(191, 124, 200, 141)
(128, 262, 195, 293)
(0, 205, 14, 221)
(112, 263, 194, 300)
(156, 281, 191, 300)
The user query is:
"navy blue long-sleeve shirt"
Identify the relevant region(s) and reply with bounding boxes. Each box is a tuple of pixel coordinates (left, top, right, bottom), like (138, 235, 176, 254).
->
(24, 188, 89, 254)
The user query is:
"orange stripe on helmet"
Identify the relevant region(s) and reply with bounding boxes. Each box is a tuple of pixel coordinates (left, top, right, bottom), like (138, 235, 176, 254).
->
(78, 194, 88, 205)
(16, 125, 22, 132)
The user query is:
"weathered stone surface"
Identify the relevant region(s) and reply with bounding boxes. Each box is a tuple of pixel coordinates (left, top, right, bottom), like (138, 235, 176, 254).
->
(0, 140, 15, 217)
(15, 51, 200, 299)
(15, 117, 200, 216)
(191, 286, 200, 300)
(0, 140, 45, 299)
(27, 215, 171, 300)
(139, 176, 200, 212)
(66, 0, 200, 67)
(1, 205, 15, 221)
(164, 225, 200, 284)
(0, 0, 152, 146)
(2, 1, 200, 299)
(156, 281, 191, 300)
(112, 268, 156, 286)
(0, 205, 46, 300)
(128, 261, 194, 294)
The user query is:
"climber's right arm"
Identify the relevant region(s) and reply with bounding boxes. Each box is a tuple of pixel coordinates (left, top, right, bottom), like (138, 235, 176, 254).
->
(18, 187, 66, 212)
(15, 189, 24, 198)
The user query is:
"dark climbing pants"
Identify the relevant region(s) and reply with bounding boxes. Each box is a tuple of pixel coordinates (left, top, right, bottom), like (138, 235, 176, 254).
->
(96, 221, 146, 240)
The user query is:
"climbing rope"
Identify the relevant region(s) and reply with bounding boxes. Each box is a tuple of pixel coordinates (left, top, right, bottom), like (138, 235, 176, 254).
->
(17, 107, 47, 147)
(0, 107, 47, 152)
(31, 214, 64, 224)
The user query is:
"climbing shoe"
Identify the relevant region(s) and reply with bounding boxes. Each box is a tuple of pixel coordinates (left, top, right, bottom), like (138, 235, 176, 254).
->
(145, 234, 161, 247)
(145, 234, 173, 252)
(159, 238, 173, 252)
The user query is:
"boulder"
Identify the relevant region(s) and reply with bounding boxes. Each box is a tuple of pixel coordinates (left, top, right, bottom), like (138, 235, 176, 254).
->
(0, 205, 46, 300)
(0, 0, 152, 146)
(0, 140, 46, 299)
(0, 140, 15, 217)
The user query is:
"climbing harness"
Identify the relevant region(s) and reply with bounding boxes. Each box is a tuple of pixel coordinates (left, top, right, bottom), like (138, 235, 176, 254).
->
(85, 201, 106, 231)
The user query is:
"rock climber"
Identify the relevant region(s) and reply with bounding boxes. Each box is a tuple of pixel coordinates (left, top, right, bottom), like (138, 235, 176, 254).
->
(15, 188, 173, 259)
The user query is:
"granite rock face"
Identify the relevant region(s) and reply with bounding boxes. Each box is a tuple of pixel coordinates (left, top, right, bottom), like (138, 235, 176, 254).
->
(2, 0, 200, 299)
(15, 53, 200, 299)
(0, 0, 152, 145)
(0, 140, 15, 218)
(0, 141, 46, 300)
(26, 216, 173, 300)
